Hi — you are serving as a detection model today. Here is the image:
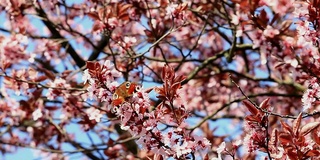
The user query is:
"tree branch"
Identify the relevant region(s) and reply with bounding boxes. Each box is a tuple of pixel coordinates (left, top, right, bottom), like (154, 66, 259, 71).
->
(35, 3, 86, 68)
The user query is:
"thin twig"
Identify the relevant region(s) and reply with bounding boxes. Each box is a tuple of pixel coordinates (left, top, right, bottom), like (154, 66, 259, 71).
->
(229, 75, 320, 119)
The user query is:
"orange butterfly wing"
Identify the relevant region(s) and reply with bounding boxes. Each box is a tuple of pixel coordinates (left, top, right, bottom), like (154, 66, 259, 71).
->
(112, 97, 125, 106)
(112, 82, 138, 106)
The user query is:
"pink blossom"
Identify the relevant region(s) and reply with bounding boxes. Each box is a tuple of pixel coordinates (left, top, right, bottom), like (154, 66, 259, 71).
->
(212, 142, 225, 160)
(103, 60, 122, 81)
(86, 83, 97, 100)
(28, 53, 36, 63)
(166, 3, 179, 17)
(292, 2, 309, 17)
(193, 135, 211, 149)
(263, 0, 294, 16)
(174, 141, 192, 158)
(301, 78, 320, 110)
(217, 142, 225, 153)
(270, 147, 284, 159)
(103, 59, 114, 69)
(296, 21, 310, 36)
(107, 17, 119, 29)
(118, 36, 137, 50)
(151, 18, 157, 29)
(143, 117, 158, 131)
(32, 108, 43, 121)
(284, 56, 298, 67)
(86, 108, 102, 122)
(302, 89, 316, 111)
(235, 28, 243, 37)
(263, 25, 279, 38)
(82, 69, 92, 84)
(0, 34, 29, 65)
(231, 13, 240, 25)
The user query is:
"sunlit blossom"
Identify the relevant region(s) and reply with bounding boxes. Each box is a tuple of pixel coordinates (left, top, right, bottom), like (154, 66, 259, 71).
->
(82, 69, 91, 84)
(32, 108, 43, 121)
(211, 142, 225, 160)
(263, 25, 279, 38)
(174, 141, 192, 158)
(86, 108, 103, 122)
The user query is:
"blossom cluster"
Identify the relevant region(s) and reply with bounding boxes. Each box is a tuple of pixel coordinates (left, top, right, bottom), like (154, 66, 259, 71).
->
(85, 62, 212, 158)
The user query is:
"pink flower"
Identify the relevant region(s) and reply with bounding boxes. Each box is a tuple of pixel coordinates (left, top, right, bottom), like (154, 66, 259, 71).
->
(284, 56, 298, 67)
(302, 78, 320, 110)
(296, 21, 310, 36)
(46, 88, 54, 100)
(263, 25, 279, 38)
(32, 108, 43, 121)
(193, 135, 211, 149)
(86, 108, 102, 122)
(292, 2, 309, 17)
(107, 17, 119, 29)
(302, 89, 316, 111)
(143, 117, 158, 131)
(86, 83, 97, 100)
(166, 3, 179, 17)
(174, 141, 192, 158)
(236, 28, 243, 37)
(123, 36, 137, 45)
(231, 13, 240, 25)
(263, 0, 294, 16)
(212, 142, 225, 160)
(103, 60, 114, 70)
(103, 60, 122, 82)
(82, 69, 92, 84)
(165, 2, 187, 20)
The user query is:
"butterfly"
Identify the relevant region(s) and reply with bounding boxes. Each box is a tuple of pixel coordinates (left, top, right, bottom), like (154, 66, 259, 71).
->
(112, 81, 140, 106)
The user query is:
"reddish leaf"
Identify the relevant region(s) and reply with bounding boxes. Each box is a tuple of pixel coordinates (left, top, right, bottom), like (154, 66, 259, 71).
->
(20, 100, 31, 111)
(269, 129, 278, 147)
(144, 87, 154, 93)
(257, 9, 268, 28)
(287, 149, 298, 160)
(293, 112, 302, 136)
(305, 149, 320, 156)
(161, 65, 175, 82)
(42, 68, 55, 80)
(259, 98, 270, 110)
(92, 21, 104, 32)
(243, 100, 258, 115)
(280, 120, 293, 134)
(279, 133, 292, 144)
(87, 12, 100, 20)
(117, 3, 132, 20)
(32, 88, 43, 100)
(171, 82, 181, 92)
(245, 115, 258, 122)
(311, 128, 320, 145)
(270, 13, 280, 26)
(204, 154, 209, 160)
(174, 75, 186, 84)
(35, 75, 47, 82)
(86, 61, 96, 70)
(154, 87, 165, 95)
(161, 65, 166, 81)
(61, 70, 73, 79)
(301, 122, 320, 136)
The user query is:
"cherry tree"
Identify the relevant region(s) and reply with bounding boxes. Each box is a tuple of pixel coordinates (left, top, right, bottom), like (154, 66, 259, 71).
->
(0, 0, 320, 159)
